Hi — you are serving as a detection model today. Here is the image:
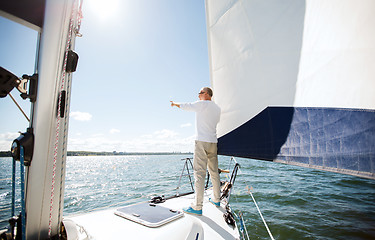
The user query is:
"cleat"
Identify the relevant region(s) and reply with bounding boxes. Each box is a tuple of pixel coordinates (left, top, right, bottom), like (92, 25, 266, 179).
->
(183, 206, 202, 216)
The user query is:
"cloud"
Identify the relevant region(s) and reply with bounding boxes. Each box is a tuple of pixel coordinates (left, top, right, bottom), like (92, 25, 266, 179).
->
(180, 123, 192, 128)
(110, 128, 120, 134)
(140, 134, 153, 139)
(1, 129, 194, 153)
(70, 111, 92, 121)
(0, 132, 20, 151)
(154, 129, 178, 139)
(67, 129, 195, 153)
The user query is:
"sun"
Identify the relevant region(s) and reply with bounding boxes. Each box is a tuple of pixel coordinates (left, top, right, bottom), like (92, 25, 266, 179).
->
(87, 0, 120, 21)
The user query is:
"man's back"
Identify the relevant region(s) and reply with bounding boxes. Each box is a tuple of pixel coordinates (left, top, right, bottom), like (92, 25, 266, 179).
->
(180, 100, 221, 143)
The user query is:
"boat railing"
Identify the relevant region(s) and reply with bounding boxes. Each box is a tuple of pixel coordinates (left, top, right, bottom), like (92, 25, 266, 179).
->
(174, 157, 240, 203)
(175, 158, 194, 196)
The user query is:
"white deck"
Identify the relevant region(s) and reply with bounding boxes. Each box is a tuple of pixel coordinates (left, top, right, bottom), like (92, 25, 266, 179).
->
(64, 190, 240, 240)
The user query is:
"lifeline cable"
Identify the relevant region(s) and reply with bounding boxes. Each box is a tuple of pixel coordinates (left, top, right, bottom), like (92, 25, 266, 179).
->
(246, 186, 275, 240)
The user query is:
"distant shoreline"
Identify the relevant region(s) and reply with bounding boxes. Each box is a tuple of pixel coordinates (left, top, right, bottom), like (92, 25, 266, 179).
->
(0, 151, 193, 158)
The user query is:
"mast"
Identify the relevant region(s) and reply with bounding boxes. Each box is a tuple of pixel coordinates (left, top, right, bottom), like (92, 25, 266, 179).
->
(0, 0, 81, 238)
(25, 0, 80, 238)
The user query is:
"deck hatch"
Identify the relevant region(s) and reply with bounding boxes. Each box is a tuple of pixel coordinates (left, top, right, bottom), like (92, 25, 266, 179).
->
(114, 202, 183, 227)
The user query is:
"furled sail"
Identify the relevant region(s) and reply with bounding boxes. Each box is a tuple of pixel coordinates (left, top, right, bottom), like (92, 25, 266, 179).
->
(205, 0, 375, 179)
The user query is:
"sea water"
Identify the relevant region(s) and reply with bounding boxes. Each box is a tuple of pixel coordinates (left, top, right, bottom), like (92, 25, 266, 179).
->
(1, 155, 374, 240)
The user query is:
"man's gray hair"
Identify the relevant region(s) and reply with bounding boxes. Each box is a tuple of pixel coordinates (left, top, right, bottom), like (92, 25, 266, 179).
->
(204, 87, 213, 97)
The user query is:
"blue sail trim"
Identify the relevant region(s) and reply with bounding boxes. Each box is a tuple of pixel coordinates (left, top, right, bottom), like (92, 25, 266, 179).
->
(218, 107, 375, 179)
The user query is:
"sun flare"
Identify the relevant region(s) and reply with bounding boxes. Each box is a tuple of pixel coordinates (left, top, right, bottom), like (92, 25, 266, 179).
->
(87, 0, 120, 20)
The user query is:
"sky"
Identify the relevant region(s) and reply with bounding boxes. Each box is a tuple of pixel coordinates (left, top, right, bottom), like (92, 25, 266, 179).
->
(0, 0, 210, 153)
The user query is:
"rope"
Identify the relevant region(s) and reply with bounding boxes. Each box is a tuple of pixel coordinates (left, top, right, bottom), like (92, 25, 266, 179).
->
(75, 0, 84, 37)
(246, 186, 275, 240)
(9, 93, 30, 122)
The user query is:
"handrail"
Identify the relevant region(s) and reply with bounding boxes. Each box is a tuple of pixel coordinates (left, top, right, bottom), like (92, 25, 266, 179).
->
(176, 158, 195, 196)
(176, 157, 241, 204)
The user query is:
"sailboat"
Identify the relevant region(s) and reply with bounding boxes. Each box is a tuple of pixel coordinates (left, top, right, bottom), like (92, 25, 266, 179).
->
(1, 0, 374, 239)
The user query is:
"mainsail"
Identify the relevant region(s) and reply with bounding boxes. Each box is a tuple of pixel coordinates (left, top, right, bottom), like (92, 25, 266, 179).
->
(205, 0, 375, 179)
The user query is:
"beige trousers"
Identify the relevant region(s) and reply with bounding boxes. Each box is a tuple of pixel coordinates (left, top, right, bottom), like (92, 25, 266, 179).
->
(191, 140, 221, 210)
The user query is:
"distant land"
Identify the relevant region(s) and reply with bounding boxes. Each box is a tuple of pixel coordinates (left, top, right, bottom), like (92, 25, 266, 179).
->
(0, 151, 193, 158)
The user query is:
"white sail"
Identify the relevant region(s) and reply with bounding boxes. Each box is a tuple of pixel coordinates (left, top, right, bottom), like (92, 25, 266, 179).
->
(205, 0, 375, 179)
(295, 0, 375, 109)
(206, 0, 304, 137)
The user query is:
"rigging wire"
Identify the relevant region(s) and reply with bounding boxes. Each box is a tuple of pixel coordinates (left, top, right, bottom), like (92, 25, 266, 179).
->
(246, 186, 275, 240)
